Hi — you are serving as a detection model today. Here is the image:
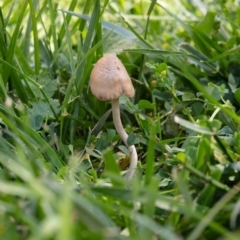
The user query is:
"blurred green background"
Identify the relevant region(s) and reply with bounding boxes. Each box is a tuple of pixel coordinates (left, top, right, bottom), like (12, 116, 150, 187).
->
(0, 0, 240, 239)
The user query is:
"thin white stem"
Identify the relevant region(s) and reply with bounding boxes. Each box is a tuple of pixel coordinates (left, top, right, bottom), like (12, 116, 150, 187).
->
(111, 99, 138, 179)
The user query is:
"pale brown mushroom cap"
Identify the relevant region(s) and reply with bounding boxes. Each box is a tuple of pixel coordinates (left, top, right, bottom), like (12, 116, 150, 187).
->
(90, 54, 135, 101)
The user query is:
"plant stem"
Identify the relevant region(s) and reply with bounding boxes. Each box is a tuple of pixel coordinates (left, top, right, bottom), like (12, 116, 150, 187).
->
(111, 99, 138, 179)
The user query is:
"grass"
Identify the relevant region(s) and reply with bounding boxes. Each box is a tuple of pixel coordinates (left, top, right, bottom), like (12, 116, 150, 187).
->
(0, 0, 240, 239)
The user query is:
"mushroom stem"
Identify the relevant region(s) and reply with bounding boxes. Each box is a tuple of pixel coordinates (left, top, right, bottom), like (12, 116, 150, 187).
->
(111, 99, 138, 179)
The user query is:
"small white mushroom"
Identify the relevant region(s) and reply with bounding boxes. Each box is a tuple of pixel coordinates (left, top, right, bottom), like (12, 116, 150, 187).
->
(90, 54, 138, 179)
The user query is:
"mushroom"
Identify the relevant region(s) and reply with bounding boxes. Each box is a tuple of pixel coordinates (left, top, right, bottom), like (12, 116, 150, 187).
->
(90, 54, 138, 179)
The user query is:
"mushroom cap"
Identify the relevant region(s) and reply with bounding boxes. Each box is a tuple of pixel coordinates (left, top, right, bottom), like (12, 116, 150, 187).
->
(90, 54, 135, 101)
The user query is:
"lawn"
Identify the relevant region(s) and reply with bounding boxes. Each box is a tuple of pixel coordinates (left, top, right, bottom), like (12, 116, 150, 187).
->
(0, 0, 240, 239)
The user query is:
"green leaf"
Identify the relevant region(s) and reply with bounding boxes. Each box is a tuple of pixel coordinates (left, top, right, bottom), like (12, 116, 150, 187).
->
(29, 100, 60, 118)
(145, 61, 156, 69)
(198, 119, 222, 132)
(118, 145, 129, 155)
(195, 11, 217, 36)
(85, 147, 102, 159)
(234, 88, 240, 104)
(182, 92, 196, 101)
(152, 89, 171, 101)
(175, 58, 240, 123)
(28, 99, 60, 130)
(207, 82, 228, 101)
(127, 132, 139, 146)
(31, 74, 58, 99)
(39, 40, 55, 74)
(174, 116, 214, 135)
(103, 148, 123, 186)
(156, 62, 168, 72)
(30, 114, 43, 130)
(138, 99, 154, 109)
(228, 73, 239, 92)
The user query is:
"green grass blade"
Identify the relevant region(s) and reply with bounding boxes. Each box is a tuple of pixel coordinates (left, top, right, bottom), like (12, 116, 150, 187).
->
(61, 10, 75, 74)
(124, 48, 186, 56)
(63, 10, 137, 40)
(48, 0, 58, 64)
(145, 123, 157, 184)
(174, 60, 240, 123)
(58, 0, 78, 46)
(187, 182, 240, 240)
(0, 105, 63, 169)
(205, 44, 240, 63)
(103, 149, 124, 187)
(3, 0, 28, 84)
(28, 0, 40, 75)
